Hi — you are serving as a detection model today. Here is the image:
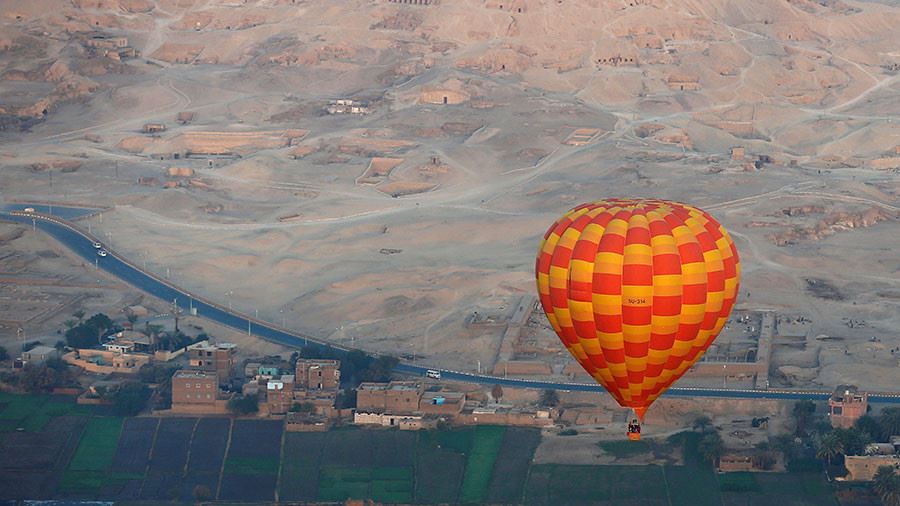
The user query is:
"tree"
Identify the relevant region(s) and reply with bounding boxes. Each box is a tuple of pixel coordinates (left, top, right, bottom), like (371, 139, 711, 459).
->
(290, 402, 315, 413)
(363, 355, 398, 383)
(855, 415, 884, 442)
(539, 389, 559, 407)
(63, 319, 78, 330)
(20, 363, 64, 393)
(0, 345, 7, 361)
(491, 384, 504, 403)
(227, 394, 259, 415)
(831, 427, 871, 456)
(111, 382, 150, 416)
(793, 400, 816, 436)
(873, 466, 900, 506)
(72, 309, 85, 322)
(879, 408, 900, 441)
(54, 340, 66, 352)
(693, 415, 713, 432)
(771, 434, 797, 460)
(697, 432, 724, 464)
(126, 313, 138, 328)
(192, 484, 212, 502)
(752, 451, 776, 470)
(337, 388, 357, 409)
(816, 432, 844, 465)
(65, 324, 98, 349)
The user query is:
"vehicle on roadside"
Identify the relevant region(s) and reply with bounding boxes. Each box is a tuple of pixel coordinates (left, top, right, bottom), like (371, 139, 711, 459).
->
(426, 369, 441, 379)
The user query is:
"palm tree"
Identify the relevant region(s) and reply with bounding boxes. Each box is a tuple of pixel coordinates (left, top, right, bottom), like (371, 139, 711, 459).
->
(879, 408, 900, 441)
(72, 309, 85, 323)
(873, 466, 900, 506)
(873, 466, 895, 498)
(698, 432, 724, 465)
(815, 432, 844, 465)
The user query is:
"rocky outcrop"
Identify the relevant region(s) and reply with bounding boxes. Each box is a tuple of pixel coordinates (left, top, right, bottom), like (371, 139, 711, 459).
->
(770, 207, 895, 245)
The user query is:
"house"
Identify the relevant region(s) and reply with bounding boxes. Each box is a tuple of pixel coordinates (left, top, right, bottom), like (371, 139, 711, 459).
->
(718, 454, 754, 472)
(419, 390, 465, 416)
(843, 455, 900, 481)
(176, 111, 195, 124)
(171, 370, 230, 414)
(356, 382, 422, 414)
(20, 345, 57, 365)
(103, 331, 152, 354)
(286, 411, 331, 432)
(143, 123, 166, 134)
(187, 341, 236, 382)
(63, 349, 150, 375)
(829, 385, 868, 428)
(666, 74, 701, 91)
(354, 411, 430, 430)
(295, 359, 340, 391)
(266, 374, 295, 415)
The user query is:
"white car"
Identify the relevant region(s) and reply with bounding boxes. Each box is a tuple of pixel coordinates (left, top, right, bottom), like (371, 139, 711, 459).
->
(92, 242, 102, 249)
(426, 369, 441, 379)
(23, 207, 35, 213)
(97, 249, 108, 257)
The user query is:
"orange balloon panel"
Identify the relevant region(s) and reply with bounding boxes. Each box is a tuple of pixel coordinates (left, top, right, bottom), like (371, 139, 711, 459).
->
(535, 199, 740, 418)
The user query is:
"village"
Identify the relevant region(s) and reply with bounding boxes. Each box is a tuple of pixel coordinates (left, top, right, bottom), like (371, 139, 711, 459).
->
(2, 302, 900, 489)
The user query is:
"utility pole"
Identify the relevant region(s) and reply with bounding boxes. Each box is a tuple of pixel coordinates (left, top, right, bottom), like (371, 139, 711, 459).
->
(115, 161, 119, 179)
(173, 298, 180, 333)
(247, 319, 251, 336)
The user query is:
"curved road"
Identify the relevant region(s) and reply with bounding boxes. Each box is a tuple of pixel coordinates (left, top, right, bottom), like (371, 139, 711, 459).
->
(3, 207, 900, 405)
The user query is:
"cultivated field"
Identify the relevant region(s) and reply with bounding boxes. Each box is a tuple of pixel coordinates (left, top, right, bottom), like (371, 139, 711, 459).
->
(0, 393, 845, 504)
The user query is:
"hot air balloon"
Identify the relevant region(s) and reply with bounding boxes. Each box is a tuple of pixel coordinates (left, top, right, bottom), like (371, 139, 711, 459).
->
(535, 199, 740, 439)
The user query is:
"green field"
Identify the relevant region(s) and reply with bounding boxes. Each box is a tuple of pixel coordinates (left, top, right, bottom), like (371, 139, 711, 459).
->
(525, 464, 669, 505)
(225, 456, 280, 475)
(459, 425, 505, 503)
(0, 392, 92, 432)
(317, 466, 413, 503)
(720, 472, 839, 506)
(57, 470, 142, 494)
(0, 397, 846, 505)
(67, 416, 123, 471)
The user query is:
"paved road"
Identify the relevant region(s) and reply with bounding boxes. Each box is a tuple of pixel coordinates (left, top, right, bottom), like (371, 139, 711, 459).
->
(4, 208, 900, 405)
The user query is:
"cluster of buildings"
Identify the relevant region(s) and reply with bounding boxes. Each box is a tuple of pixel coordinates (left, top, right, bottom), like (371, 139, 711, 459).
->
(170, 342, 237, 414)
(80, 32, 137, 61)
(352, 380, 553, 430)
(325, 99, 370, 115)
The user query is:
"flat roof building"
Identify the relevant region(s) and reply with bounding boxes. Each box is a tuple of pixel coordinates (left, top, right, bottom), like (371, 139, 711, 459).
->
(357, 381, 421, 414)
(188, 341, 236, 382)
(829, 385, 868, 429)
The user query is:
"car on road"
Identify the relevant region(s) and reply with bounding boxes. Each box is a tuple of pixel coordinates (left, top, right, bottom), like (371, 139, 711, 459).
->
(97, 249, 108, 257)
(92, 242, 102, 249)
(23, 207, 35, 213)
(426, 369, 441, 379)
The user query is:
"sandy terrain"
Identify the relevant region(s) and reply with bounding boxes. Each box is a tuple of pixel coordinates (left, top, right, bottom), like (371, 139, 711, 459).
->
(0, 0, 898, 390)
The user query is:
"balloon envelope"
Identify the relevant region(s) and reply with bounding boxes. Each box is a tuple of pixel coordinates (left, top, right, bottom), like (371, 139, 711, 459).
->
(535, 199, 740, 419)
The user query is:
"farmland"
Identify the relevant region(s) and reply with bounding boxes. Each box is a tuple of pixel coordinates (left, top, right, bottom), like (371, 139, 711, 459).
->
(0, 393, 845, 504)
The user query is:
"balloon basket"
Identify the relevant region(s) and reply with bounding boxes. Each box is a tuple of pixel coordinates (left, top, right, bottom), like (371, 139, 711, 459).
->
(627, 431, 641, 441)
